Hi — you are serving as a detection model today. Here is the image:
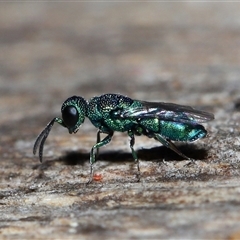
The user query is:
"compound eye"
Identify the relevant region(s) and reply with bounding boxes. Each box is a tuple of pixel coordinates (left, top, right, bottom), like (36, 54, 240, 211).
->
(62, 106, 79, 128)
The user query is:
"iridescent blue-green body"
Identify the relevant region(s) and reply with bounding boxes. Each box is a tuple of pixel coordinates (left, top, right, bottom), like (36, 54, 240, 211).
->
(33, 93, 214, 182)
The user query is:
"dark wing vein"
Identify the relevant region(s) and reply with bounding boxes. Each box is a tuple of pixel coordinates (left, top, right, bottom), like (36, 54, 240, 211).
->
(121, 100, 214, 124)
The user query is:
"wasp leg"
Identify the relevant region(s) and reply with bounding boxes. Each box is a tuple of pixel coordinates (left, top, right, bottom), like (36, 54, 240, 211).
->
(128, 130, 140, 181)
(153, 133, 194, 162)
(87, 131, 114, 184)
(96, 130, 101, 159)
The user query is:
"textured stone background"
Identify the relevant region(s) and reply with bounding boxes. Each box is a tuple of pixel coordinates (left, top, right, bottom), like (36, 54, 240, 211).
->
(0, 2, 240, 239)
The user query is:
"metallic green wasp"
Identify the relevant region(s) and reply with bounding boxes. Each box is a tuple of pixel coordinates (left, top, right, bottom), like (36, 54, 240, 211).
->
(33, 93, 214, 182)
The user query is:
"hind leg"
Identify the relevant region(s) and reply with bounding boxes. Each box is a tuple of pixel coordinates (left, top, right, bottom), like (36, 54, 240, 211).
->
(153, 133, 194, 162)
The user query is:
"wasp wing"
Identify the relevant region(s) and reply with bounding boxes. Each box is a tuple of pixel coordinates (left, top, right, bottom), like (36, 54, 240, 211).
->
(121, 101, 214, 124)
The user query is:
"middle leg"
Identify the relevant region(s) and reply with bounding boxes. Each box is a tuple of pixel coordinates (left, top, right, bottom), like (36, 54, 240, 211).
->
(128, 130, 140, 181)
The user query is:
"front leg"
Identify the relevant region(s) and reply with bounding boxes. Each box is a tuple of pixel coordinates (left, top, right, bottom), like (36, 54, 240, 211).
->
(128, 130, 140, 181)
(87, 130, 114, 183)
(96, 130, 101, 159)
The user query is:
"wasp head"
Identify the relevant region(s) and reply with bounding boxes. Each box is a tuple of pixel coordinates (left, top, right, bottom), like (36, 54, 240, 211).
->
(61, 96, 88, 134)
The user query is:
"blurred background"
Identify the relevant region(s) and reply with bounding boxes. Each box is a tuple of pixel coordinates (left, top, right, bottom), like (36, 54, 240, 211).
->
(1, 2, 240, 239)
(1, 3, 239, 124)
